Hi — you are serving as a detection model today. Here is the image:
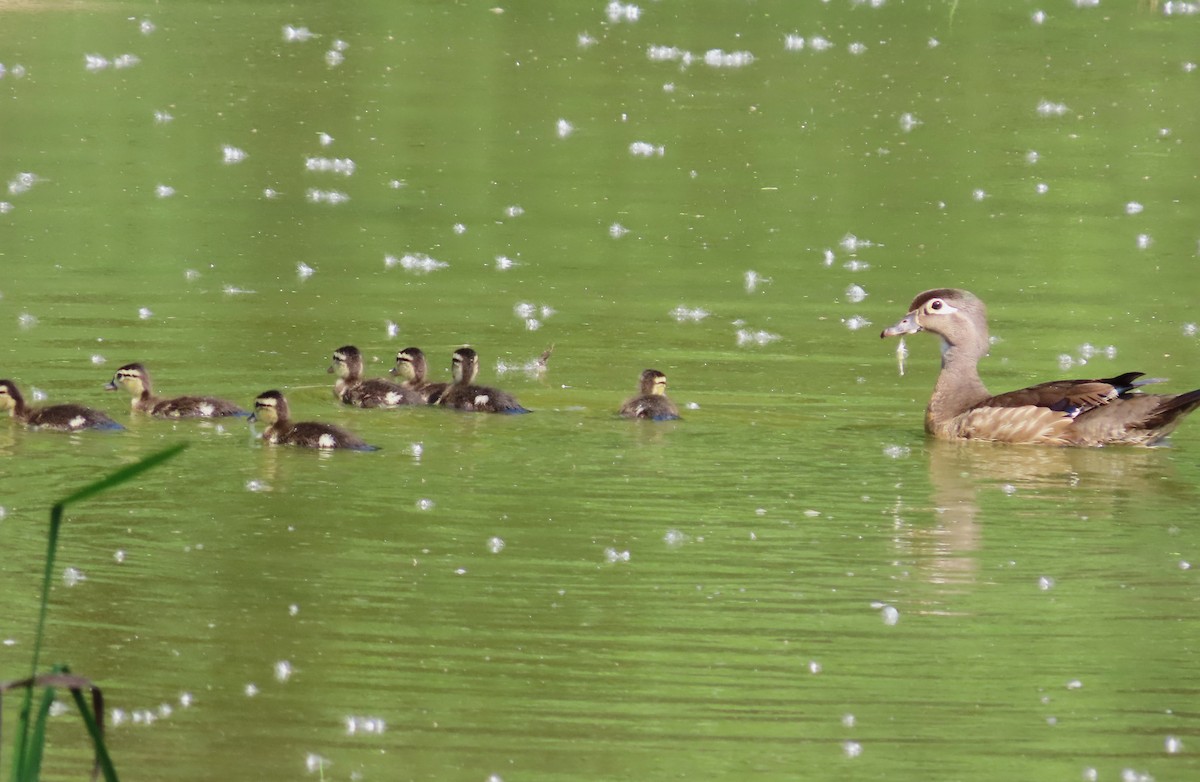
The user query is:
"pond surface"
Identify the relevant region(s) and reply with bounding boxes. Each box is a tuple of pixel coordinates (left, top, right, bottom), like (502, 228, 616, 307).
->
(2, 2, 1198, 780)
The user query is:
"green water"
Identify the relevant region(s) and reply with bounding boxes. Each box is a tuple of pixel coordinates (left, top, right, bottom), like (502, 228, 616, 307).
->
(2, 2, 1198, 780)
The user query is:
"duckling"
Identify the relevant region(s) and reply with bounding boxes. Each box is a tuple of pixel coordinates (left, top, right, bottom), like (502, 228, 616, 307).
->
(881, 288, 1200, 446)
(619, 369, 681, 420)
(248, 390, 378, 450)
(0, 379, 123, 431)
(329, 345, 424, 408)
(105, 363, 247, 418)
(438, 347, 530, 413)
(389, 346, 449, 403)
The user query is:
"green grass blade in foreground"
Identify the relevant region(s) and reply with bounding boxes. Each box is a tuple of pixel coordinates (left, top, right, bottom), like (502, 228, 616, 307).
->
(69, 686, 117, 782)
(55, 442, 189, 508)
(10, 443, 186, 782)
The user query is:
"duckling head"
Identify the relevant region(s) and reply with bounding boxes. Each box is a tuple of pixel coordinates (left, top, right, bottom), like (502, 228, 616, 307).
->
(638, 369, 669, 396)
(329, 345, 365, 380)
(0, 379, 21, 415)
(249, 390, 288, 425)
(106, 363, 151, 398)
(881, 288, 990, 363)
(451, 347, 480, 384)
(390, 347, 427, 382)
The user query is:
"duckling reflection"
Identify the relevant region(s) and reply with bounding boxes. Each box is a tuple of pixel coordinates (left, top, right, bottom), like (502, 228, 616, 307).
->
(0, 379, 123, 431)
(619, 369, 680, 421)
(329, 345, 423, 408)
(249, 390, 378, 451)
(438, 348, 529, 413)
(389, 347, 448, 403)
(105, 363, 247, 418)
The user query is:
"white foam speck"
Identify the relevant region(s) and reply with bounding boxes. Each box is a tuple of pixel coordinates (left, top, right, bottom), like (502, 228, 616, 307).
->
(1032, 9, 1047, 24)
(704, 49, 754, 68)
(416, 498, 435, 511)
(736, 328, 781, 346)
(1136, 233, 1152, 249)
(882, 444, 910, 459)
(847, 42, 867, 56)
(556, 118, 575, 138)
(1036, 99, 1069, 117)
(842, 315, 872, 331)
(845, 284, 868, 303)
(384, 253, 447, 273)
(138, 307, 153, 320)
(1038, 575, 1056, 590)
(487, 537, 505, 554)
(274, 660, 293, 682)
(629, 141, 665, 157)
(282, 25, 316, 43)
(605, 2, 641, 23)
(609, 222, 628, 238)
(91, 354, 106, 365)
(1125, 201, 1144, 215)
(297, 263, 315, 279)
(843, 741, 863, 758)
(671, 305, 709, 322)
(304, 156, 355, 176)
(1165, 736, 1183, 754)
(899, 112, 921, 132)
(604, 548, 631, 563)
(221, 145, 248, 165)
(155, 184, 175, 198)
(63, 567, 86, 586)
(1036, 182, 1049, 194)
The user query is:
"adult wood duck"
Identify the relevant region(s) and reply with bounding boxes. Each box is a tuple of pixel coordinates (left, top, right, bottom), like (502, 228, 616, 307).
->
(105, 363, 247, 418)
(881, 288, 1200, 446)
(438, 348, 529, 413)
(0, 379, 123, 431)
(328, 345, 423, 408)
(249, 390, 378, 450)
(619, 369, 681, 420)
(389, 346, 448, 403)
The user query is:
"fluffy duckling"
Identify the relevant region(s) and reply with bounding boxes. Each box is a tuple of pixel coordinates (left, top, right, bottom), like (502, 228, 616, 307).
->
(438, 348, 529, 413)
(389, 346, 448, 403)
(619, 369, 681, 420)
(248, 390, 378, 450)
(881, 288, 1200, 446)
(328, 345, 424, 408)
(0, 379, 123, 431)
(105, 363, 247, 418)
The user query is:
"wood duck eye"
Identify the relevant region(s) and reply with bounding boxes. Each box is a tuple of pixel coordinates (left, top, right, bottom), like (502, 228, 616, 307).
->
(929, 299, 944, 311)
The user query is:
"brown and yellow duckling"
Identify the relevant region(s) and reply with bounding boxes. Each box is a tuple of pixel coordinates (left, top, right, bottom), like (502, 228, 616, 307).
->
(881, 288, 1200, 446)
(438, 347, 529, 413)
(328, 345, 424, 408)
(619, 369, 681, 420)
(105, 363, 247, 418)
(389, 346, 449, 404)
(248, 390, 378, 450)
(0, 379, 123, 431)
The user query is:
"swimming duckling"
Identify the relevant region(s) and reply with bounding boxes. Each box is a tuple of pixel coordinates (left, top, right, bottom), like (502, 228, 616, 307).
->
(105, 363, 247, 418)
(619, 369, 681, 420)
(389, 346, 449, 403)
(438, 347, 529, 413)
(248, 390, 378, 450)
(328, 345, 424, 408)
(0, 379, 123, 431)
(881, 288, 1200, 446)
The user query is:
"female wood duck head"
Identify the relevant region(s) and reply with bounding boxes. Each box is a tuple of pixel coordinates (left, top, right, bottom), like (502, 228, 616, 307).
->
(881, 288, 991, 366)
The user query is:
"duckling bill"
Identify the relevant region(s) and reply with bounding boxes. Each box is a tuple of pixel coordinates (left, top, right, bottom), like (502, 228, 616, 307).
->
(881, 288, 1200, 446)
(249, 390, 378, 451)
(619, 369, 681, 420)
(1, 379, 123, 431)
(106, 363, 247, 417)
